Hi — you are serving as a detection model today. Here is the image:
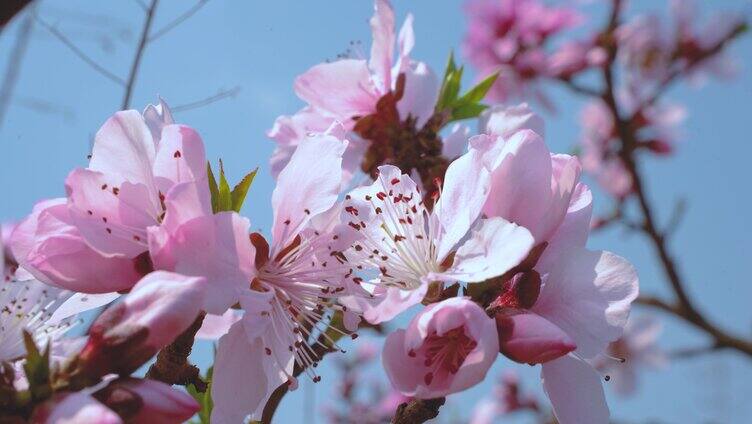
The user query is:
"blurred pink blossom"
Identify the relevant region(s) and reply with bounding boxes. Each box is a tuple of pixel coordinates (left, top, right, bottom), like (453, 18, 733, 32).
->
(463, 0, 581, 103)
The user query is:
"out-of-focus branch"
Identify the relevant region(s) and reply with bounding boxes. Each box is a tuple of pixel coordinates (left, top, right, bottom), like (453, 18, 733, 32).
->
(0, 5, 33, 131)
(121, 0, 158, 110)
(553, 0, 752, 360)
(170, 86, 240, 112)
(636, 296, 752, 356)
(635, 21, 748, 113)
(148, 0, 209, 42)
(35, 15, 126, 86)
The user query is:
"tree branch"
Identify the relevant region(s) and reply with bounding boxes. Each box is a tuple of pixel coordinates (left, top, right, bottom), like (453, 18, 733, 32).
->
(148, 0, 209, 42)
(145, 313, 207, 391)
(0, 5, 33, 131)
(35, 15, 126, 86)
(391, 398, 445, 424)
(170, 86, 240, 112)
(121, 0, 159, 110)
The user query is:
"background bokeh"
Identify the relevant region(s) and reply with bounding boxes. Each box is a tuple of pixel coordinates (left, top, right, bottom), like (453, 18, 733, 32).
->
(1, 1, 750, 422)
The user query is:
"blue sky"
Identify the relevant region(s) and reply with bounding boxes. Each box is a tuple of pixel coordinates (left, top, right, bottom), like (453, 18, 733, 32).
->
(1, 0, 751, 422)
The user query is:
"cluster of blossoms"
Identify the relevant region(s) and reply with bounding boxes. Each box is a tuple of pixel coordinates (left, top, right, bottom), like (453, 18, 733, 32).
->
(463, 0, 745, 202)
(6, 0, 745, 422)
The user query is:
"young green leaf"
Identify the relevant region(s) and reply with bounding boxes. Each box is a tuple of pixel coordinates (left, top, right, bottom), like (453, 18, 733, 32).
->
(207, 162, 220, 214)
(449, 103, 489, 122)
(231, 168, 258, 213)
(217, 160, 233, 213)
(457, 71, 499, 105)
(22, 331, 51, 401)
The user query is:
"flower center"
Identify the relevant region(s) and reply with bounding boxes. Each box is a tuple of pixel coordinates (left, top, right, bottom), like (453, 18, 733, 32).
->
(411, 326, 477, 385)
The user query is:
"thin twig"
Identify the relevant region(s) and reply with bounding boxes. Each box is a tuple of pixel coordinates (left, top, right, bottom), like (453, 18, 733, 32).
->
(121, 0, 159, 110)
(170, 86, 241, 112)
(148, 0, 209, 42)
(663, 198, 687, 239)
(35, 15, 126, 86)
(0, 5, 34, 131)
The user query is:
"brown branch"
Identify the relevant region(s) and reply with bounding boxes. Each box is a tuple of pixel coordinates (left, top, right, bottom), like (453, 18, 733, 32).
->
(121, 0, 158, 110)
(148, 0, 209, 42)
(145, 313, 207, 391)
(35, 15, 126, 86)
(0, 4, 33, 131)
(636, 296, 752, 356)
(391, 398, 445, 424)
(170, 86, 241, 113)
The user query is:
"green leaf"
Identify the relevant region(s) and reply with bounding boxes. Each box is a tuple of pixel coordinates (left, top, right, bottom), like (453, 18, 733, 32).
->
(456, 71, 499, 105)
(22, 331, 51, 401)
(450, 103, 489, 122)
(207, 162, 220, 214)
(187, 366, 214, 424)
(436, 52, 460, 111)
(231, 168, 258, 213)
(217, 160, 233, 213)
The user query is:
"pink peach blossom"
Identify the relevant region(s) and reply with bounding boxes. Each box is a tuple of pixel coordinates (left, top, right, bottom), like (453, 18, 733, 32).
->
(272, 0, 438, 180)
(382, 297, 499, 398)
(340, 157, 534, 324)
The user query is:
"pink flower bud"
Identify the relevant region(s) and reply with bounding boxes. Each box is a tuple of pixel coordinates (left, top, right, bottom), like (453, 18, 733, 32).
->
(94, 378, 199, 424)
(31, 392, 122, 424)
(79, 271, 206, 377)
(495, 311, 576, 364)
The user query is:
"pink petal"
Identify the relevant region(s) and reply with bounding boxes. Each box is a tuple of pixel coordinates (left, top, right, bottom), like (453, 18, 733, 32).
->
(88, 110, 156, 189)
(441, 124, 469, 159)
(294, 59, 379, 121)
(211, 322, 289, 423)
(142, 98, 175, 141)
(31, 392, 122, 424)
(434, 135, 493, 260)
(480, 103, 545, 139)
(149, 212, 254, 315)
(271, 132, 347, 250)
(107, 378, 199, 424)
(49, 292, 121, 325)
(431, 217, 533, 284)
(533, 249, 639, 359)
(152, 125, 208, 193)
(13, 199, 142, 293)
(160, 181, 212, 233)
(541, 355, 609, 424)
(66, 169, 156, 257)
(397, 60, 439, 128)
(196, 309, 244, 340)
(96, 271, 207, 351)
(369, 0, 396, 92)
(481, 130, 555, 243)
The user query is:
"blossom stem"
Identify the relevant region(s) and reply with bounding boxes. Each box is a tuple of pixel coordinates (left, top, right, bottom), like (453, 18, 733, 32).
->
(145, 312, 208, 391)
